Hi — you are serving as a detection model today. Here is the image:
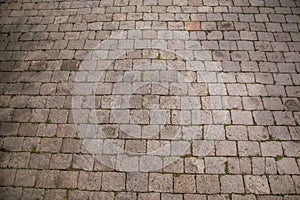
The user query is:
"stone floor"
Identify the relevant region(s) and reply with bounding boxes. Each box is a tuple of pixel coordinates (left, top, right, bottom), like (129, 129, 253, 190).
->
(0, 0, 300, 199)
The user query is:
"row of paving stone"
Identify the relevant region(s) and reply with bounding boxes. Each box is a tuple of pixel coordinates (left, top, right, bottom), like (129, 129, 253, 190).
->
(1, 151, 299, 173)
(1, 139, 299, 158)
(0, 169, 299, 193)
(0, 108, 299, 124)
(1, 188, 300, 200)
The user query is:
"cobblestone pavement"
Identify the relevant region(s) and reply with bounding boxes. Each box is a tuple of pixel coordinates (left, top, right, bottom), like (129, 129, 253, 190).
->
(0, 0, 300, 199)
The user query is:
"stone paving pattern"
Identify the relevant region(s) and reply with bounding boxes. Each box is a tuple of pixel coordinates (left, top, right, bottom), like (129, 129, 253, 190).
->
(0, 0, 300, 199)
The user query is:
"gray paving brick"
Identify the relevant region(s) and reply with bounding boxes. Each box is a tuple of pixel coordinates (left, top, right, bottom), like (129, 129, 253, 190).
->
(78, 172, 102, 190)
(0, 187, 22, 200)
(196, 175, 220, 194)
(238, 141, 261, 157)
(205, 157, 227, 174)
(102, 172, 125, 191)
(221, 175, 244, 193)
(126, 172, 148, 192)
(149, 173, 173, 192)
(269, 175, 296, 194)
(277, 158, 300, 175)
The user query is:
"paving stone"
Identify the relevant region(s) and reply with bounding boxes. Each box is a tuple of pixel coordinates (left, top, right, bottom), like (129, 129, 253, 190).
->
(147, 140, 170, 156)
(102, 172, 125, 191)
(39, 138, 62, 153)
(10, 96, 29, 108)
(0, 187, 22, 200)
(56, 124, 77, 138)
(244, 175, 270, 194)
(273, 111, 296, 125)
(205, 157, 227, 174)
(15, 169, 36, 187)
(220, 175, 244, 193)
(207, 194, 230, 200)
(193, 140, 215, 157)
(261, 142, 283, 157)
(192, 110, 212, 125)
(125, 140, 146, 154)
(292, 175, 300, 194)
(277, 158, 300, 175)
(248, 126, 269, 141)
(89, 191, 114, 200)
(174, 175, 196, 193)
(8, 152, 30, 169)
(36, 170, 59, 188)
(138, 193, 160, 200)
(266, 158, 278, 174)
(110, 109, 129, 123)
(36, 124, 57, 137)
(0, 152, 11, 168)
(72, 154, 94, 171)
(149, 173, 173, 192)
(282, 142, 300, 157)
(31, 109, 49, 123)
(57, 171, 78, 188)
(163, 157, 184, 173)
(78, 172, 102, 190)
(253, 111, 275, 125)
(61, 139, 81, 153)
(160, 125, 181, 141)
(184, 194, 206, 200)
(243, 97, 263, 110)
(3, 136, 23, 151)
(29, 153, 51, 169)
(116, 155, 139, 172)
(226, 126, 248, 140)
(21, 188, 45, 200)
(182, 125, 201, 139)
(49, 109, 68, 123)
(231, 110, 253, 125)
(247, 84, 268, 96)
(184, 22, 200, 30)
(284, 196, 300, 200)
(68, 190, 90, 200)
(269, 175, 296, 194)
(0, 169, 16, 186)
(44, 189, 67, 200)
(196, 175, 220, 194)
(161, 193, 183, 200)
(140, 156, 163, 172)
(141, 124, 159, 139)
(289, 127, 300, 140)
(240, 157, 252, 174)
(103, 139, 124, 154)
(119, 124, 141, 138)
(283, 98, 300, 111)
(126, 172, 148, 192)
(252, 157, 266, 175)
(0, 123, 19, 136)
(61, 60, 79, 70)
(49, 154, 72, 170)
(171, 141, 190, 156)
(232, 194, 256, 200)
(12, 109, 31, 122)
(18, 123, 37, 136)
(238, 141, 261, 156)
(216, 141, 237, 156)
(226, 157, 240, 174)
(130, 109, 149, 124)
(115, 192, 137, 200)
